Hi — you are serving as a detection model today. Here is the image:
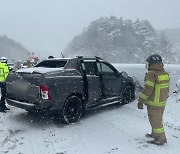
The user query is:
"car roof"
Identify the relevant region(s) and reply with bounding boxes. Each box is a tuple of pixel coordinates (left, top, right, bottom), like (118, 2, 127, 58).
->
(43, 56, 104, 61)
(45, 58, 71, 61)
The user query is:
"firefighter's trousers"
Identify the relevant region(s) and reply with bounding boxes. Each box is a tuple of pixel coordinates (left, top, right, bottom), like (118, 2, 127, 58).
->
(147, 106, 167, 142)
(0, 82, 6, 109)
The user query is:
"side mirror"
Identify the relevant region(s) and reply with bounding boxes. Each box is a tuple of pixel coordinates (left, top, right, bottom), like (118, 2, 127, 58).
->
(121, 71, 128, 78)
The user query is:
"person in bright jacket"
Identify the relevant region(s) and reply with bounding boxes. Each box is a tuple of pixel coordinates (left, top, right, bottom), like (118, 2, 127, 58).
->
(0, 57, 10, 112)
(138, 54, 170, 145)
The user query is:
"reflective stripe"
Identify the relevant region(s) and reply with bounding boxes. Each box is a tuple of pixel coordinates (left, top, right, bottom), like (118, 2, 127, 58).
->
(158, 75, 170, 81)
(140, 93, 148, 100)
(154, 83, 170, 106)
(144, 83, 169, 107)
(0, 68, 4, 75)
(145, 101, 166, 107)
(153, 128, 164, 134)
(156, 83, 170, 88)
(4, 65, 9, 79)
(0, 68, 5, 81)
(145, 80, 155, 87)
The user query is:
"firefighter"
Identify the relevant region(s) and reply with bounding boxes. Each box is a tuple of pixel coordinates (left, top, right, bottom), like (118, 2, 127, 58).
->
(138, 54, 170, 145)
(26, 59, 32, 68)
(0, 57, 10, 112)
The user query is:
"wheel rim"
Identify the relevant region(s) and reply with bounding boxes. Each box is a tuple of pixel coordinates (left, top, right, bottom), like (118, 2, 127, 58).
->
(123, 86, 134, 104)
(63, 97, 82, 123)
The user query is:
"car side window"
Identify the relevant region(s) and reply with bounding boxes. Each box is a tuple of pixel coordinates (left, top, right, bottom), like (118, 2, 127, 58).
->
(82, 62, 96, 75)
(98, 62, 117, 76)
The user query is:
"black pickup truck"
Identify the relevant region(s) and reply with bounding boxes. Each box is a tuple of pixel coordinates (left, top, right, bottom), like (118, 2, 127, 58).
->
(6, 57, 135, 123)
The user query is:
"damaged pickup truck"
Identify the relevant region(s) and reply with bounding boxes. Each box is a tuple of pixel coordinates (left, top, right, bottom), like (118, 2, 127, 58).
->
(6, 56, 135, 123)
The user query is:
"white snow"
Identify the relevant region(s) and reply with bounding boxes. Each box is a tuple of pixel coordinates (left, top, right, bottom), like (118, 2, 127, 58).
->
(17, 67, 64, 74)
(0, 64, 180, 154)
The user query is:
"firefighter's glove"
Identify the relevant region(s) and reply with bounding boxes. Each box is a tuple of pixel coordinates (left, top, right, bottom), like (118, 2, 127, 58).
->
(137, 101, 143, 110)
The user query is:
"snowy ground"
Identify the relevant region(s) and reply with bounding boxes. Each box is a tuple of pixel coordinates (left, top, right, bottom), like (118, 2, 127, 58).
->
(0, 64, 180, 154)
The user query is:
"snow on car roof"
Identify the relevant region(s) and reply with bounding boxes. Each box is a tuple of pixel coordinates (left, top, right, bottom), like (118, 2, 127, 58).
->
(16, 67, 64, 74)
(45, 58, 71, 60)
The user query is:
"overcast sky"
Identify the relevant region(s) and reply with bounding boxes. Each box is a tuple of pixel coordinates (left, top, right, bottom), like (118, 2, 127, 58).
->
(0, 0, 180, 57)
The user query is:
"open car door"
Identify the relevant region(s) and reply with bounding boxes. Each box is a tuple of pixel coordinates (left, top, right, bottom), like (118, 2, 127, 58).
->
(80, 59, 103, 107)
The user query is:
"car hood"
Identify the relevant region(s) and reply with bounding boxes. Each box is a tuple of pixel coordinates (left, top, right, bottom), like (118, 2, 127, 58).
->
(16, 67, 64, 74)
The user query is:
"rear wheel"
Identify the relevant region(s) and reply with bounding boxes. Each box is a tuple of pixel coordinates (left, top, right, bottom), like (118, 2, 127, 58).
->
(121, 85, 135, 105)
(62, 96, 83, 124)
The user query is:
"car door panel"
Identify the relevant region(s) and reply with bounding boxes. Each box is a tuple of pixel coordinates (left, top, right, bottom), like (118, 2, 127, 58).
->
(102, 74, 121, 96)
(99, 62, 122, 97)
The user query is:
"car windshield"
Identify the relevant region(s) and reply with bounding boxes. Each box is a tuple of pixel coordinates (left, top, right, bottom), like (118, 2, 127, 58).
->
(35, 60, 67, 68)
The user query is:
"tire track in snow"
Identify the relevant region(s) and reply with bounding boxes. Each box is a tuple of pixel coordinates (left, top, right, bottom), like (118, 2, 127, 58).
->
(125, 103, 180, 133)
(0, 129, 26, 153)
(95, 105, 151, 151)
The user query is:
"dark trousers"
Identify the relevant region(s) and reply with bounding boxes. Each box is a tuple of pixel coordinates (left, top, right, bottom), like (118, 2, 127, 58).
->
(0, 82, 6, 109)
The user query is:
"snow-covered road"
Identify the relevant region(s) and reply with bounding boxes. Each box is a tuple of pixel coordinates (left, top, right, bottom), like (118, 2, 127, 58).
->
(0, 64, 180, 154)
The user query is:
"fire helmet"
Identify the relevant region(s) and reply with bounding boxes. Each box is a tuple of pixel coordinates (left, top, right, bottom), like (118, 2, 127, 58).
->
(146, 54, 162, 66)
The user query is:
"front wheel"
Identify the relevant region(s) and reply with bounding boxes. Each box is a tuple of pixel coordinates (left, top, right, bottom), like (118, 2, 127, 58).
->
(62, 96, 83, 124)
(121, 85, 135, 105)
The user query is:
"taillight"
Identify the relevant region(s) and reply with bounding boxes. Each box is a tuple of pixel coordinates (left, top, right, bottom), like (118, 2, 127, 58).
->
(40, 85, 51, 100)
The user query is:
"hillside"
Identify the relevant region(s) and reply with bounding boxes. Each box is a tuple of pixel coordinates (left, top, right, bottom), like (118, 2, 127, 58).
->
(158, 29, 180, 45)
(0, 35, 28, 62)
(158, 29, 180, 61)
(64, 16, 177, 63)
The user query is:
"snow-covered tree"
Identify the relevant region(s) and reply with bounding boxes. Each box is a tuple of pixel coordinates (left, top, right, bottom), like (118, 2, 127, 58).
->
(64, 16, 175, 63)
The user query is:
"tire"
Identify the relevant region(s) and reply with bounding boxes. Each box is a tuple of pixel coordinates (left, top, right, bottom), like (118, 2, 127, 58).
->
(62, 96, 83, 124)
(121, 85, 135, 105)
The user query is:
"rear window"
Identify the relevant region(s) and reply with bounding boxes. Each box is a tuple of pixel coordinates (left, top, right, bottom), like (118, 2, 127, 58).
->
(35, 60, 67, 68)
